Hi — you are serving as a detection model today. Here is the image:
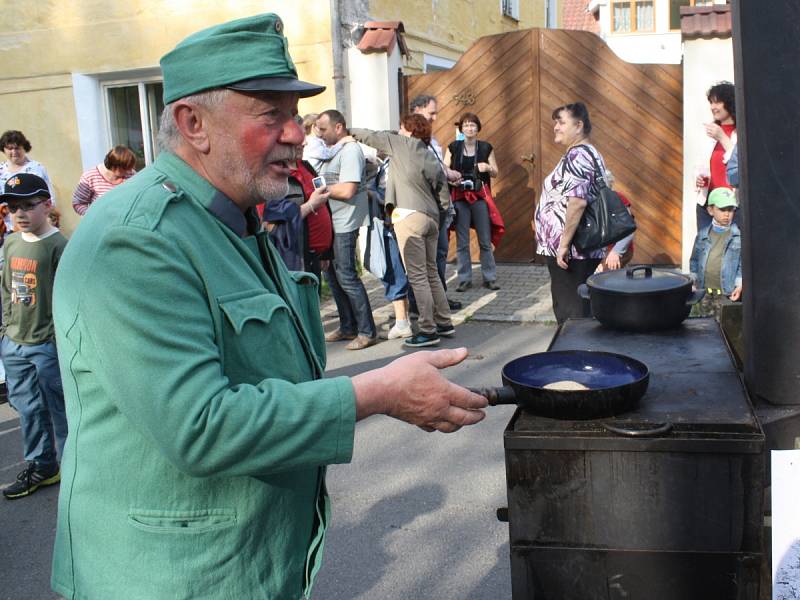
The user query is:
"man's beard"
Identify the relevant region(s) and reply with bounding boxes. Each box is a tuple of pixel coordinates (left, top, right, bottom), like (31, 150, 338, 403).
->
(223, 150, 290, 205)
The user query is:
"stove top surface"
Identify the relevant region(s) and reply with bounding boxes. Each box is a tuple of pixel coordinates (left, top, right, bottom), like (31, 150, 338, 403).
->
(512, 318, 760, 434)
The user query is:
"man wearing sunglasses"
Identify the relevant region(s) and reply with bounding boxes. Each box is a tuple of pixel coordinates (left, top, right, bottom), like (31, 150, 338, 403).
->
(0, 173, 67, 500)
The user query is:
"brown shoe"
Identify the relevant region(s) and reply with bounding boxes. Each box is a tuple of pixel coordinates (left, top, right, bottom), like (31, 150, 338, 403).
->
(325, 329, 357, 342)
(346, 335, 378, 350)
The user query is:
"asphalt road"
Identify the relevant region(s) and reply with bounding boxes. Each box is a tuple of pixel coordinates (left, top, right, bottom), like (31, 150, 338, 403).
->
(0, 320, 556, 599)
(314, 320, 556, 599)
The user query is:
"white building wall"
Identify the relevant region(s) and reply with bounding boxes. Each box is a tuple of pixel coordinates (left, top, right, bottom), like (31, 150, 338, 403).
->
(681, 36, 734, 269)
(347, 46, 402, 131)
(596, 0, 683, 64)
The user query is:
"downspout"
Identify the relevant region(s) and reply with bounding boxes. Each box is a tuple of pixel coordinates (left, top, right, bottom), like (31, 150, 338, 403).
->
(329, 0, 350, 119)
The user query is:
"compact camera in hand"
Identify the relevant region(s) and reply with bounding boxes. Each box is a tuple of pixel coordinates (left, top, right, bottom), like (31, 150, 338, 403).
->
(459, 178, 475, 191)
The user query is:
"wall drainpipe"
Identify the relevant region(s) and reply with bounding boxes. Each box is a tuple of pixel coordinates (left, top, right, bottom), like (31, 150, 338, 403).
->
(329, 0, 350, 120)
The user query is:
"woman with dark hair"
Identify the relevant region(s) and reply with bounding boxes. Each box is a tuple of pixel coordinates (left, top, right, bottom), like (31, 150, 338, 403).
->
(72, 145, 137, 216)
(445, 112, 502, 291)
(695, 81, 736, 229)
(0, 130, 56, 202)
(351, 114, 454, 347)
(534, 102, 607, 324)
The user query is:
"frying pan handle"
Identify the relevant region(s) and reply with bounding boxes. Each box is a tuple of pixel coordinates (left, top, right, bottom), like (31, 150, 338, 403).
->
(577, 283, 590, 300)
(686, 288, 706, 306)
(468, 386, 517, 406)
(626, 265, 652, 279)
(602, 422, 672, 437)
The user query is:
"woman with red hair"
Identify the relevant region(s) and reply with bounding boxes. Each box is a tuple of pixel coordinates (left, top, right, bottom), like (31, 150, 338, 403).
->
(351, 114, 454, 347)
(72, 146, 137, 215)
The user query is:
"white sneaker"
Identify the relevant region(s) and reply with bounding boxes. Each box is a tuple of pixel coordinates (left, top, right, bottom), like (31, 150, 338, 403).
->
(388, 323, 413, 340)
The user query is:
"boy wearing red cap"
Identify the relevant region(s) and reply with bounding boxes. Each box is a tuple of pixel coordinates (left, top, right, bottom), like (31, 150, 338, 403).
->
(0, 173, 68, 499)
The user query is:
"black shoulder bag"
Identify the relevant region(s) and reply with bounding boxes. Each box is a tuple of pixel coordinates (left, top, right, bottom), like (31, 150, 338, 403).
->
(571, 145, 636, 253)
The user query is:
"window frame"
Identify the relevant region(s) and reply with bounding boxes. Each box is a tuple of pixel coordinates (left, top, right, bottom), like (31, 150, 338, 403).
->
(423, 54, 456, 73)
(101, 75, 163, 168)
(610, 0, 656, 33)
(501, 0, 520, 21)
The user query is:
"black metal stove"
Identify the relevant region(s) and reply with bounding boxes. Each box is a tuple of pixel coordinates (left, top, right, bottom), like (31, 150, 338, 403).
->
(503, 318, 764, 600)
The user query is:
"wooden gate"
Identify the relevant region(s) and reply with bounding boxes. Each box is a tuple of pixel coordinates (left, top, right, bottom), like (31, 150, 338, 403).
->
(404, 28, 683, 264)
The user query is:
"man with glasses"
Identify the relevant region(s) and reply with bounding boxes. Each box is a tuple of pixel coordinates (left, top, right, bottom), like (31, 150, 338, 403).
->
(0, 173, 67, 500)
(410, 94, 463, 311)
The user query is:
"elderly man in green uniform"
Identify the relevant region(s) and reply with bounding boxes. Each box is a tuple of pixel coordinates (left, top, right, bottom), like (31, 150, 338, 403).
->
(51, 13, 487, 600)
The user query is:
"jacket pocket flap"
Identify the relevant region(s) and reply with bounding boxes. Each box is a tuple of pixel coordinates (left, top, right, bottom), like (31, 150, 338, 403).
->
(218, 292, 288, 335)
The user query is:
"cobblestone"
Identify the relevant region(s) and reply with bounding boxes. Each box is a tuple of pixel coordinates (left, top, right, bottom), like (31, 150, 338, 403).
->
(321, 263, 556, 335)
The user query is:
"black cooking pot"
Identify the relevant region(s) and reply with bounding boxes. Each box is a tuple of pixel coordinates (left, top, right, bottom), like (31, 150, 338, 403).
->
(471, 350, 649, 419)
(578, 266, 705, 332)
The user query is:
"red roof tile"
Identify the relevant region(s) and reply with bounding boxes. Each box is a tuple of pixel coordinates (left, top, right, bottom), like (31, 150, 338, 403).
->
(356, 21, 409, 56)
(681, 4, 732, 39)
(562, 0, 600, 33)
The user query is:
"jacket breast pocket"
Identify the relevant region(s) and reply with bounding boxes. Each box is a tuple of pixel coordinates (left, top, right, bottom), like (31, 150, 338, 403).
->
(217, 290, 311, 385)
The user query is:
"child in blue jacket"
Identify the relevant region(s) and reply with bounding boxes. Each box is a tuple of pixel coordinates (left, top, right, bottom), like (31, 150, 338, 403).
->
(690, 187, 742, 318)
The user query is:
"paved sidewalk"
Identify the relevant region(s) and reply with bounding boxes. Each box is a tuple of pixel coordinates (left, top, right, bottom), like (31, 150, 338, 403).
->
(321, 263, 555, 334)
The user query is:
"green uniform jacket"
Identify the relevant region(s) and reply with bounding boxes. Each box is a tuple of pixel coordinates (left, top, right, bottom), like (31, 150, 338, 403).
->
(51, 152, 356, 600)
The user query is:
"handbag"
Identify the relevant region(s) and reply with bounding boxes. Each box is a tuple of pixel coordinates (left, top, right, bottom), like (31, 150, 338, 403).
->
(363, 197, 387, 278)
(571, 145, 636, 253)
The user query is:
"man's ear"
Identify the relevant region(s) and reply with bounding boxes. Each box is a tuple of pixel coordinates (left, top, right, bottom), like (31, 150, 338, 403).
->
(173, 101, 211, 153)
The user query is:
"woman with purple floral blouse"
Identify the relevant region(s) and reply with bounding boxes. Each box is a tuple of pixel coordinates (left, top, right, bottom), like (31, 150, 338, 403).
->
(534, 102, 606, 324)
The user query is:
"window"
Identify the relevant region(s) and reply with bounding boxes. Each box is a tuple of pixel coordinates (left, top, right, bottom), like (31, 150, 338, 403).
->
(104, 80, 164, 171)
(501, 0, 520, 21)
(670, 0, 716, 30)
(611, 1, 655, 32)
(423, 55, 456, 73)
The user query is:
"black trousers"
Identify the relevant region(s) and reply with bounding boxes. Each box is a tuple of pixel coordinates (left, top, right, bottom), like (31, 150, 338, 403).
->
(546, 256, 601, 325)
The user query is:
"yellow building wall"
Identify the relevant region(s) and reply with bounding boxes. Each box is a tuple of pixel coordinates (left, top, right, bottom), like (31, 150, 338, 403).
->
(0, 1, 334, 235)
(369, 0, 546, 74)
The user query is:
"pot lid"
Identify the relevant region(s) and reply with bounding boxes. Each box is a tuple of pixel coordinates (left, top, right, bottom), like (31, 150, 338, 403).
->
(587, 266, 692, 293)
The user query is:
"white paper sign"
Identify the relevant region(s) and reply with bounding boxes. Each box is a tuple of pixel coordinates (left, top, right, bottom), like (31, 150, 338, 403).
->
(772, 450, 800, 600)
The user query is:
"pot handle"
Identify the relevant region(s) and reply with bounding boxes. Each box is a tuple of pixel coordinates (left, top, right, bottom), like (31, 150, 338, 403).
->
(468, 386, 517, 406)
(601, 422, 673, 437)
(577, 283, 590, 300)
(626, 265, 652, 279)
(686, 288, 706, 306)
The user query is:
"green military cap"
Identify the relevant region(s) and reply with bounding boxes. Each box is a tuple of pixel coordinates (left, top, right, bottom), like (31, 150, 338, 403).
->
(160, 13, 325, 104)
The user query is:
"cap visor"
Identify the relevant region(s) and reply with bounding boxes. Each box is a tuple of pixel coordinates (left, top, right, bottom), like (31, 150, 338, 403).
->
(227, 77, 326, 98)
(0, 191, 50, 202)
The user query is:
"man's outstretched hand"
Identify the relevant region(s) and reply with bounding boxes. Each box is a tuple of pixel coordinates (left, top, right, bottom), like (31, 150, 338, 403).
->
(352, 348, 488, 433)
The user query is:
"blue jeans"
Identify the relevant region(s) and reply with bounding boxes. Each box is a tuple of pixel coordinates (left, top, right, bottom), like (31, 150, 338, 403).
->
(1, 338, 67, 469)
(380, 227, 409, 302)
(324, 230, 376, 337)
(436, 210, 452, 289)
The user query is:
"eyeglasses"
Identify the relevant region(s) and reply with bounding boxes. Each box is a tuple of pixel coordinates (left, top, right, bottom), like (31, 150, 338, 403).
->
(7, 201, 46, 213)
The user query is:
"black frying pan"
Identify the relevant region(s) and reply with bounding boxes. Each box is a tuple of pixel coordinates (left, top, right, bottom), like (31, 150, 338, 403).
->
(470, 350, 649, 420)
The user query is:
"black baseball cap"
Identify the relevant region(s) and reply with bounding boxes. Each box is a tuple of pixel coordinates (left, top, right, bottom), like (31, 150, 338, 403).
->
(0, 173, 51, 202)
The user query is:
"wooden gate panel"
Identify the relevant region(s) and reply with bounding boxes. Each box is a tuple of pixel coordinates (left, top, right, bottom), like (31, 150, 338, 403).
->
(537, 29, 683, 264)
(404, 28, 681, 264)
(406, 30, 539, 263)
